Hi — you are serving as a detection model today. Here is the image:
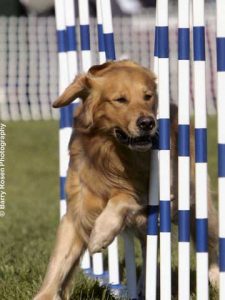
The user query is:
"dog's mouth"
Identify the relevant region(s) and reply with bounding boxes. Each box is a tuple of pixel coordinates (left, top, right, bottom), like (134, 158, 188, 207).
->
(114, 128, 158, 151)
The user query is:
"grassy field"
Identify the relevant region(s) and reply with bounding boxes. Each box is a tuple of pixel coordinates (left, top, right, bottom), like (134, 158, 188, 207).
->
(0, 118, 219, 299)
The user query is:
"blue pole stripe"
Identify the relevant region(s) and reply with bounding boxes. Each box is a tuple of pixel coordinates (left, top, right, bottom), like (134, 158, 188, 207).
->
(196, 218, 208, 252)
(97, 24, 105, 52)
(147, 205, 159, 235)
(66, 26, 77, 51)
(60, 107, 73, 128)
(219, 238, 225, 272)
(104, 33, 116, 60)
(178, 125, 190, 156)
(160, 201, 171, 232)
(60, 176, 66, 199)
(178, 28, 190, 60)
(217, 38, 225, 71)
(195, 128, 207, 163)
(57, 30, 67, 53)
(80, 25, 91, 50)
(159, 118, 170, 150)
(193, 26, 205, 61)
(158, 26, 169, 58)
(154, 26, 159, 57)
(218, 144, 225, 177)
(178, 210, 190, 242)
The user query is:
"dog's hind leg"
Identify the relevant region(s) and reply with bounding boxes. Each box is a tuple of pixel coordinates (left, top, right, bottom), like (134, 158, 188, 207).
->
(33, 213, 85, 300)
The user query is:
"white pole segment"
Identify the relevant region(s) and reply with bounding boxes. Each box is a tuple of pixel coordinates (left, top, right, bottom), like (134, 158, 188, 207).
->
(100, 0, 113, 34)
(100, 0, 132, 295)
(145, 150, 159, 300)
(178, 1, 190, 299)
(54, 0, 69, 93)
(108, 238, 120, 285)
(77, 0, 92, 273)
(85, 0, 106, 281)
(78, 0, 91, 72)
(92, 252, 104, 276)
(55, 0, 71, 218)
(96, 0, 106, 64)
(64, 0, 78, 83)
(145, 3, 159, 298)
(192, 1, 208, 299)
(157, 0, 171, 299)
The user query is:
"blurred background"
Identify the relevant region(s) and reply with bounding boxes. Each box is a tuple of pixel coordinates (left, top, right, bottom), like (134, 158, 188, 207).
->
(0, 0, 217, 122)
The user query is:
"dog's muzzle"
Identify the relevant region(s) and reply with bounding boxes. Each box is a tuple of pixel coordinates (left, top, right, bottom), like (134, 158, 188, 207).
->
(114, 128, 159, 151)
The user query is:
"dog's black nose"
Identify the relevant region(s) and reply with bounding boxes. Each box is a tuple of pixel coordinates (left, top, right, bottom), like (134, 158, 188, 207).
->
(137, 116, 156, 131)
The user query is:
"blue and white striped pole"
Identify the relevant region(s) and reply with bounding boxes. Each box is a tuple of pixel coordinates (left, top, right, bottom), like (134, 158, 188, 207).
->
(99, 0, 121, 293)
(157, 0, 171, 298)
(78, 0, 91, 72)
(87, 0, 106, 281)
(78, 0, 92, 273)
(100, 1, 137, 298)
(145, 3, 159, 299)
(216, 1, 225, 299)
(64, 0, 79, 138)
(65, 0, 78, 83)
(96, 0, 106, 64)
(55, 0, 71, 219)
(193, 1, 208, 299)
(178, 0, 190, 299)
(100, 0, 116, 61)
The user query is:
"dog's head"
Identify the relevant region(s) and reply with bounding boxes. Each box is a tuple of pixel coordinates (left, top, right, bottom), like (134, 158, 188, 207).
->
(53, 60, 158, 152)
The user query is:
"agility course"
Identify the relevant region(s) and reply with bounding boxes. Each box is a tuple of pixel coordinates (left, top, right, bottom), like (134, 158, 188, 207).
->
(52, 0, 225, 299)
(0, 0, 224, 299)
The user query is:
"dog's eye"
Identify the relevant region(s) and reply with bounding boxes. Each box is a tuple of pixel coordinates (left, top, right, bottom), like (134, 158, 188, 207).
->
(114, 97, 128, 103)
(144, 94, 153, 101)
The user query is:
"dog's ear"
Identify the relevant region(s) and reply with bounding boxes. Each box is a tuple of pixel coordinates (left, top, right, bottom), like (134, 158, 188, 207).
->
(52, 74, 91, 108)
(88, 61, 114, 76)
(52, 62, 114, 108)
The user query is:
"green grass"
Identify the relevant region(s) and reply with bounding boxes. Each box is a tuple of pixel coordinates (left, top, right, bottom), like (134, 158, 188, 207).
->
(0, 118, 219, 299)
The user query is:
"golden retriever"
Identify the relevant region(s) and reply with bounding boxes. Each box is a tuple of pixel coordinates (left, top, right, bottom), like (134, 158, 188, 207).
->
(34, 60, 218, 300)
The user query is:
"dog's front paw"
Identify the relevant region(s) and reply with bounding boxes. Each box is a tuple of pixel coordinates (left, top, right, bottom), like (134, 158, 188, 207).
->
(209, 263, 219, 289)
(88, 213, 124, 254)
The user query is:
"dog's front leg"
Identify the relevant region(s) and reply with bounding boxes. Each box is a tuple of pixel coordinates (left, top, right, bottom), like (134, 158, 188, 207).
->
(34, 213, 85, 300)
(88, 193, 140, 254)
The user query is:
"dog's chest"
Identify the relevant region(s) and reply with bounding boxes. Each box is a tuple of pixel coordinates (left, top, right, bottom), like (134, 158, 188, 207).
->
(123, 152, 150, 203)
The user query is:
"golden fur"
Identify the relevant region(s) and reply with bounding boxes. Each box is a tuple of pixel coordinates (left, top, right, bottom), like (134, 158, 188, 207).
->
(34, 60, 218, 300)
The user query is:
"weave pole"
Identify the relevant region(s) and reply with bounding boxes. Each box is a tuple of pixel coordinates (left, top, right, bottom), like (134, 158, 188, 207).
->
(145, 3, 159, 299)
(88, 0, 105, 281)
(99, 0, 121, 293)
(178, 0, 190, 299)
(78, 0, 91, 72)
(193, 1, 209, 299)
(96, 0, 106, 64)
(64, 0, 77, 83)
(77, 0, 92, 273)
(100, 1, 137, 298)
(216, 1, 225, 299)
(54, 0, 71, 219)
(157, 0, 171, 298)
